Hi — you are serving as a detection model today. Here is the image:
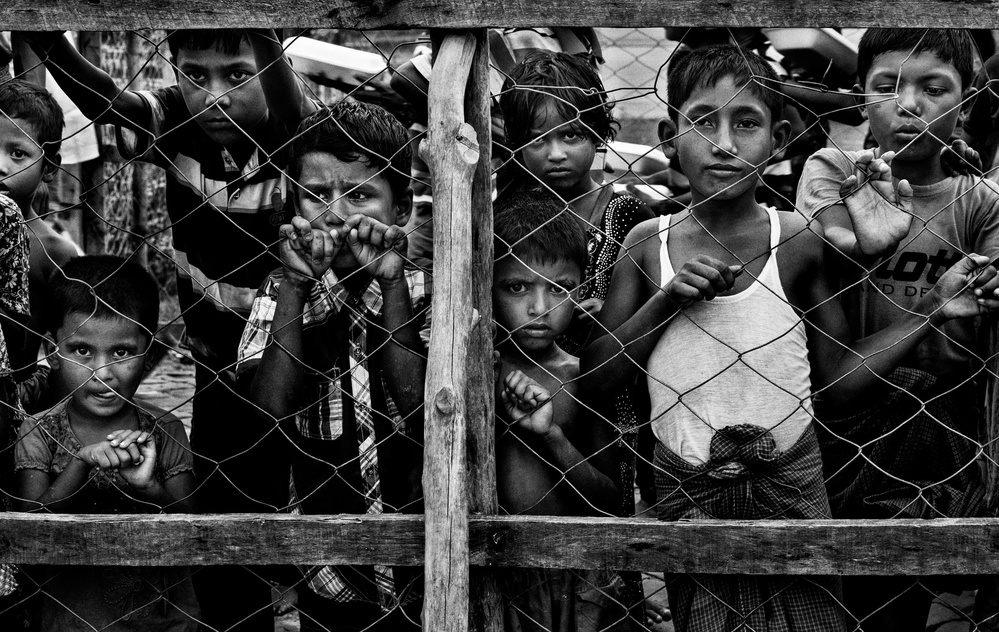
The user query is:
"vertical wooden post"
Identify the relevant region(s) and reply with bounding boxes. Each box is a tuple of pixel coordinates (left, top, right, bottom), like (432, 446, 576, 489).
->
(422, 32, 480, 632)
(463, 27, 504, 632)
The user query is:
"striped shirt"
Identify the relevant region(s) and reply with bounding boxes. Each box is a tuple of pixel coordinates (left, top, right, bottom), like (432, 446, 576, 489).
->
(116, 85, 291, 370)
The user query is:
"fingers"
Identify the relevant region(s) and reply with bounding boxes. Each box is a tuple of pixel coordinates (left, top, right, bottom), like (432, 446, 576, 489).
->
(340, 215, 406, 250)
(941, 140, 983, 176)
(502, 370, 550, 409)
(668, 256, 736, 303)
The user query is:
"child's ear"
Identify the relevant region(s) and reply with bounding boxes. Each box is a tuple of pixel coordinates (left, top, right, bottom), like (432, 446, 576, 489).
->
(770, 119, 792, 156)
(42, 152, 62, 184)
(47, 350, 61, 372)
(394, 187, 414, 227)
(657, 118, 678, 161)
(959, 86, 977, 125)
(853, 83, 868, 121)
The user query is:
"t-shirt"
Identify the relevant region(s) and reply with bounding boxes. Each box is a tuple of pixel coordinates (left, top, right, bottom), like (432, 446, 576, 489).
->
(116, 85, 291, 371)
(14, 402, 199, 631)
(797, 148, 999, 379)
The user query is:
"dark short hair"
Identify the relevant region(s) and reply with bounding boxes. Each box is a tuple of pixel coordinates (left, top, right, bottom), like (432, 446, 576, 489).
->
(290, 99, 413, 199)
(858, 29, 975, 89)
(493, 189, 587, 275)
(47, 255, 159, 341)
(166, 29, 250, 61)
(0, 79, 64, 162)
(500, 50, 618, 151)
(666, 44, 784, 125)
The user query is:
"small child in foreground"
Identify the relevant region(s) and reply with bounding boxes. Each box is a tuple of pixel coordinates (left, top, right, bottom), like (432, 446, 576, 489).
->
(13, 255, 198, 631)
(492, 190, 628, 632)
(581, 44, 999, 631)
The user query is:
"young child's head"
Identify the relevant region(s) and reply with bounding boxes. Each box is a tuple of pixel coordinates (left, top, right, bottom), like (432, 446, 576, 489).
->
(0, 80, 63, 209)
(289, 99, 414, 273)
(492, 190, 586, 355)
(166, 29, 268, 146)
(857, 29, 975, 165)
(500, 51, 616, 196)
(46, 256, 159, 422)
(660, 45, 788, 204)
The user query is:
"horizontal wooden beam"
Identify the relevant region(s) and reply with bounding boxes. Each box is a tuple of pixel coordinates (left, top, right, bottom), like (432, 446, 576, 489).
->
(3, 513, 999, 576)
(4, 1, 999, 30)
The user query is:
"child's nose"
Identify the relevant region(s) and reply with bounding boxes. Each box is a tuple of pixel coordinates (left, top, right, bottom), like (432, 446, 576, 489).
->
(205, 85, 232, 109)
(711, 127, 737, 156)
(548, 140, 568, 161)
(896, 87, 921, 117)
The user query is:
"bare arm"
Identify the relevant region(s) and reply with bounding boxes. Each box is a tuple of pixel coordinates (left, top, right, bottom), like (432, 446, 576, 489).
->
(248, 29, 317, 131)
(376, 277, 427, 433)
(18, 31, 148, 129)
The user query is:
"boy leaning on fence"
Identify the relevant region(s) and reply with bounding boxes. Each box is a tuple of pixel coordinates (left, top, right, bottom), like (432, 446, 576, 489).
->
(13, 255, 199, 632)
(580, 43, 999, 632)
(235, 100, 428, 632)
(19, 28, 318, 631)
(796, 27, 999, 631)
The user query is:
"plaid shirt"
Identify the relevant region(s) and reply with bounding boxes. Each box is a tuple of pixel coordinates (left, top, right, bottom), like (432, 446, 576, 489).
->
(236, 267, 430, 441)
(236, 266, 429, 606)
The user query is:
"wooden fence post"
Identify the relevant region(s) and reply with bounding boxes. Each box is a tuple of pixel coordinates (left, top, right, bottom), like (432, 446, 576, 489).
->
(462, 28, 505, 632)
(421, 31, 480, 632)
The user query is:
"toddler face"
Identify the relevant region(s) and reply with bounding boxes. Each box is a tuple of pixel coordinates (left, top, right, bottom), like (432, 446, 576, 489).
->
(862, 50, 963, 164)
(670, 75, 778, 204)
(175, 39, 269, 146)
(493, 255, 580, 356)
(519, 101, 597, 195)
(51, 313, 150, 426)
(295, 150, 409, 272)
(0, 116, 49, 207)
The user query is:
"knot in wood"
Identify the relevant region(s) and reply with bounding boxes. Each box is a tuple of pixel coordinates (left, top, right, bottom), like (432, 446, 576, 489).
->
(435, 388, 456, 415)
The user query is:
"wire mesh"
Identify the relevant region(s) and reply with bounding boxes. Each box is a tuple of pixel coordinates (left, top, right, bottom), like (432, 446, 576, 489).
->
(0, 22, 994, 632)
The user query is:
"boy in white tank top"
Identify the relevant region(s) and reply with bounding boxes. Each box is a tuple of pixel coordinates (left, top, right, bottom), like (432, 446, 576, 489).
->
(579, 44, 999, 632)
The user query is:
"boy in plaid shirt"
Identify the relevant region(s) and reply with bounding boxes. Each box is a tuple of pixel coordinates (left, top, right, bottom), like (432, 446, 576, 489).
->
(235, 100, 427, 632)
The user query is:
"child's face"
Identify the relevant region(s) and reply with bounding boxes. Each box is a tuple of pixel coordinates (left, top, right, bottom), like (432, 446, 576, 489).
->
(664, 75, 786, 204)
(175, 39, 269, 147)
(862, 50, 964, 163)
(519, 101, 597, 194)
(51, 313, 149, 425)
(0, 116, 54, 207)
(493, 255, 581, 355)
(295, 150, 411, 272)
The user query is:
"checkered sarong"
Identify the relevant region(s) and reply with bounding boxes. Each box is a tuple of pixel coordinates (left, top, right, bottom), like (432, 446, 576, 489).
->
(654, 425, 846, 632)
(818, 367, 986, 519)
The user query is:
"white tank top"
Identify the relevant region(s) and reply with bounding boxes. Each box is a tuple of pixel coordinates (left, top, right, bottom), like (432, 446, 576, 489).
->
(648, 208, 815, 465)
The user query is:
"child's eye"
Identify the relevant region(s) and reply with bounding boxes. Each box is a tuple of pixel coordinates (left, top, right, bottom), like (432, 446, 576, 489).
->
(873, 85, 897, 95)
(72, 347, 92, 358)
(550, 284, 568, 295)
(230, 70, 252, 83)
(925, 86, 947, 97)
(506, 282, 526, 294)
(346, 191, 370, 203)
(184, 71, 207, 85)
(736, 119, 761, 129)
(692, 117, 712, 128)
(112, 349, 133, 359)
(9, 149, 27, 160)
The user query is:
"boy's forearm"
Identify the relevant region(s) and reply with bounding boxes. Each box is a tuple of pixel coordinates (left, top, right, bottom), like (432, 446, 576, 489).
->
(377, 278, 426, 421)
(249, 30, 316, 126)
(580, 292, 678, 395)
(30, 35, 144, 127)
(537, 425, 619, 515)
(250, 278, 311, 421)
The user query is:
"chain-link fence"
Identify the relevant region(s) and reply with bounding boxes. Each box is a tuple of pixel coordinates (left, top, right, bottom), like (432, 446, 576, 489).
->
(0, 14, 998, 632)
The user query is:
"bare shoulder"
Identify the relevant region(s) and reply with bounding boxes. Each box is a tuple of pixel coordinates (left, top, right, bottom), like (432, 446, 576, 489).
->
(778, 210, 825, 270)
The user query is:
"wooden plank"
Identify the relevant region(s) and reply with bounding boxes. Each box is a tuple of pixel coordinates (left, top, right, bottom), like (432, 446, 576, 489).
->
(7, 513, 999, 576)
(6, 0, 999, 30)
(461, 28, 505, 632)
(470, 515, 999, 576)
(421, 32, 480, 632)
(0, 513, 426, 566)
